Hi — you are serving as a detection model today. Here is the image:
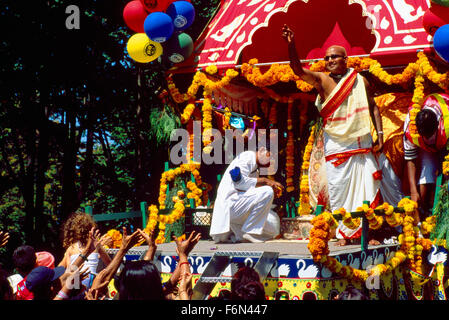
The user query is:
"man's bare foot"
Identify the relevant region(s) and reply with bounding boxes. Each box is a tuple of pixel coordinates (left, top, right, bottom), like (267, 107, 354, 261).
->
(336, 239, 348, 246)
(368, 239, 381, 246)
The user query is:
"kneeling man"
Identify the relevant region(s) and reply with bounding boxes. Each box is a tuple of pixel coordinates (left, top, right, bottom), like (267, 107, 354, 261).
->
(210, 147, 283, 243)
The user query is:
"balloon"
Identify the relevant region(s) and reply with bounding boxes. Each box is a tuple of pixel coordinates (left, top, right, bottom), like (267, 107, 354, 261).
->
(166, 1, 195, 31)
(434, 24, 449, 63)
(432, 0, 449, 7)
(123, 1, 148, 33)
(127, 33, 163, 63)
(163, 32, 193, 63)
(423, 4, 449, 35)
(144, 12, 174, 43)
(140, 0, 174, 12)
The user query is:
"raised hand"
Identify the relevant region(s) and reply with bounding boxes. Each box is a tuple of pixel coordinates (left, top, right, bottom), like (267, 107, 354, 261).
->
(174, 231, 201, 258)
(137, 229, 157, 261)
(120, 227, 145, 251)
(281, 24, 294, 43)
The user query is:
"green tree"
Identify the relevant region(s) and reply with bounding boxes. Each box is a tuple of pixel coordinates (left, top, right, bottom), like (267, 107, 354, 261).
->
(0, 0, 221, 265)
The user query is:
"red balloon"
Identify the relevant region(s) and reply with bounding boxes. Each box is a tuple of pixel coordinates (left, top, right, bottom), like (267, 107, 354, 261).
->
(123, 1, 148, 33)
(423, 3, 449, 36)
(139, 0, 175, 13)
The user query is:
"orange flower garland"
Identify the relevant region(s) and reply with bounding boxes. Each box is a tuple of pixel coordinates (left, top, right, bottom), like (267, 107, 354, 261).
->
(298, 124, 316, 216)
(443, 155, 449, 176)
(308, 198, 433, 282)
(379, 202, 403, 228)
(187, 180, 203, 207)
(417, 51, 449, 90)
(356, 204, 384, 230)
(286, 100, 295, 193)
(181, 99, 196, 124)
(202, 93, 214, 154)
(337, 207, 361, 230)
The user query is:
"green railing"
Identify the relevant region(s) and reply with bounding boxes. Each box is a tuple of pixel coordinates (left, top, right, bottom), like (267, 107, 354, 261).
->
(85, 201, 148, 230)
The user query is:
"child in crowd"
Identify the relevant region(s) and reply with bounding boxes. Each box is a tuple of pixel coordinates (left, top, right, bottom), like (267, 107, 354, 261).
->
(59, 212, 112, 288)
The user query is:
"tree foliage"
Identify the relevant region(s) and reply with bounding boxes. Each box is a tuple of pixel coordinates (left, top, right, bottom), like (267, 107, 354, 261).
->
(0, 0, 221, 267)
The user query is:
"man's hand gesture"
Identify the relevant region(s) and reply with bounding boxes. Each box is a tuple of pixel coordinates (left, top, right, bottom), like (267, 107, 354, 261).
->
(281, 24, 294, 43)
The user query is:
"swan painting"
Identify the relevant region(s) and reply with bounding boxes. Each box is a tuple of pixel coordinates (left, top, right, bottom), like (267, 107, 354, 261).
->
(297, 260, 319, 278)
(161, 256, 173, 273)
(361, 251, 374, 270)
(195, 256, 209, 274)
(428, 246, 448, 265)
(270, 261, 291, 278)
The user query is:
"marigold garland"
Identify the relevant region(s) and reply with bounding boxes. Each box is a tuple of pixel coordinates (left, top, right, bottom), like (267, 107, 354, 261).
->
(308, 198, 433, 282)
(337, 207, 361, 230)
(443, 154, 449, 176)
(106, 229, 123, 249)
(181, 99, 196, 124)
(286, 100, 295, 193)
(356, 204, 384, 230)
(298, 124, 316, 216)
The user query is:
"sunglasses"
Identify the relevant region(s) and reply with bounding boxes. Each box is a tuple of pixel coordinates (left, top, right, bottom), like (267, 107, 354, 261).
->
(324, 54, 346, 61)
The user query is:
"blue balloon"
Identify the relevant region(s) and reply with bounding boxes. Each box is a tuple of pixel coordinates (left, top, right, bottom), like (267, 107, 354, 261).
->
(166, 1, 195, 31)
(434, 24, 449, 63)
(144, 12, 174, 43)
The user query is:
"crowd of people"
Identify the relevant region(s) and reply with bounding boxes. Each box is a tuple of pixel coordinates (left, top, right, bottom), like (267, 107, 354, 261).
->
(0, 212, 286, 301)
(0, 212, 205, 301)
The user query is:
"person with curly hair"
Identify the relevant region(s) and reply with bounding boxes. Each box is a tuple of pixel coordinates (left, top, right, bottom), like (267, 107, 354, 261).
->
(58, 212, 112, 289)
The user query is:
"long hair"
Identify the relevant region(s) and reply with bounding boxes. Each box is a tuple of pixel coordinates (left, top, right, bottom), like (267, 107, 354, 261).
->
(117, 260, 164, 300)
(61, 212, 96, 249)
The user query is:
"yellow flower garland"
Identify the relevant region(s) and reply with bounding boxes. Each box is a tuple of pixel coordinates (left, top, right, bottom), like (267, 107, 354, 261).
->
(181, 99, 196, 124)
(308, 198, 433, 282)
(298, 124, 316, 216)
(356, 204, 384, 230)
(337, 207, 361, 230)
(443, 154, 449, 176)
(286, 100, 295, 193)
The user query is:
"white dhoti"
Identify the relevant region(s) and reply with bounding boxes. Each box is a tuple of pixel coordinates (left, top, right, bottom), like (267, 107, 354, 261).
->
(326, 149, 381, 239)
(315, 69, 382, 240)
(229, 186, 280, 241)
(210, 151, 280, 243)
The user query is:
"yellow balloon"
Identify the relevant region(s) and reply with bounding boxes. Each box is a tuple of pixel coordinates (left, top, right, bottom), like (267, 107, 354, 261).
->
(127, 33, 163, 63)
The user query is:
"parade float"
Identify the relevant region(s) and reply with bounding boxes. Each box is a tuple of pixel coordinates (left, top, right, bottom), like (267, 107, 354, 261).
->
(101, 0, 449, 300)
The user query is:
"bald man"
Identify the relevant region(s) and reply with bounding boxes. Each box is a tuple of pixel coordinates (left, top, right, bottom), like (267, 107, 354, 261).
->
(282, 25, 384, 245)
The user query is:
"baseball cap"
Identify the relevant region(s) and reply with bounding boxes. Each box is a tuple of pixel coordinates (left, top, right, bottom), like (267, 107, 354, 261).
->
(25, 266, 65, 292)
(36, 251, 55, 269)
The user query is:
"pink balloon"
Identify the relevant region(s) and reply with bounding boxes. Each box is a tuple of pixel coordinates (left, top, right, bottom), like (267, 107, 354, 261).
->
(123, 1, 148, 33)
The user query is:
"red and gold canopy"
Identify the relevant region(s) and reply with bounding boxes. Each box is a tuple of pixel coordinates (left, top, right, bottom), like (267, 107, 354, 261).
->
(171, 0, 433, 72)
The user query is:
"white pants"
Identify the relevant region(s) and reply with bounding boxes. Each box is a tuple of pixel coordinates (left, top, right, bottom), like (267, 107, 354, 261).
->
(230, 186, 280, 241)
(418, 149, 439, 185)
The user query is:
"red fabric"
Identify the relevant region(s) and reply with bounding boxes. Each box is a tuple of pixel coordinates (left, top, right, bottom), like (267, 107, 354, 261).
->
(319, 69, 358, 126)
(172, 0, 431, 73)
(325, 148, 372, 167)
(15, 277, 33, 300)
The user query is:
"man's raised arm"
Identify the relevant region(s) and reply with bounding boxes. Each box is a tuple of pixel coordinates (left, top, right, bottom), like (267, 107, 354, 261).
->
(281, 24, 323, 89)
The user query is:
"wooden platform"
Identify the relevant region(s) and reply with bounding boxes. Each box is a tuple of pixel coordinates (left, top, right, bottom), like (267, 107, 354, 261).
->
(152, 239, 395, 258)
